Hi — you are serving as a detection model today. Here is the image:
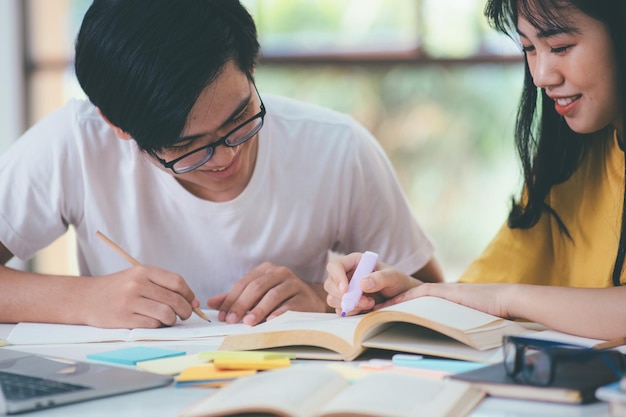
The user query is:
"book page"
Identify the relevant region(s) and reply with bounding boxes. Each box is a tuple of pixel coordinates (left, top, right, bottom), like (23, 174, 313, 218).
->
(374, 297, 510, 332)
(317, 371, 484, 417)
(528, 330, 610, 348)
(357, 297, 528, 351)
(262, 311, 361, 340)
(6, 323, 131, 344)
(129, 311, 250, 341)
(219, 311, 363, 359)
(178, 366, 348, 417)
(362, 323, 505, 364)
(7, 310, 249, 345)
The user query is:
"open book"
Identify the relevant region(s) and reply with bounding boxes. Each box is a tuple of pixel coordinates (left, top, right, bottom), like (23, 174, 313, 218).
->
(5, 311, 249, 345)
(177, 366, 485, 417)
(219, 296, 529, 363)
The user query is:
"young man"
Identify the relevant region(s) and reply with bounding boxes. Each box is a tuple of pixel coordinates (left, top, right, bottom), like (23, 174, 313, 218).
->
(0, 0, 441, 329)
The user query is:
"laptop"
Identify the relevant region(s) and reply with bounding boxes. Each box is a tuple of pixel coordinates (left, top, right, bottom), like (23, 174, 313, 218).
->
(0, 348, 173, 414)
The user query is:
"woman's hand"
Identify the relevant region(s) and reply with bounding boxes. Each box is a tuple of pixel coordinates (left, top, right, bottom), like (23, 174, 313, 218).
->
(324, 252, 422, 316)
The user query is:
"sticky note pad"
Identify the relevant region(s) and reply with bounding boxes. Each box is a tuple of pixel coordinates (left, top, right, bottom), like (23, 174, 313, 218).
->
(198, 350, 295, 361)
(175, 365, 256, 388)
(177, 365, 256, 382)
(326, 363, 372, 381)
(87, 346, 186, 366)
(212, 357, 291, 370)
(137, 353, 208, 375)
(392, 357, 486, 373)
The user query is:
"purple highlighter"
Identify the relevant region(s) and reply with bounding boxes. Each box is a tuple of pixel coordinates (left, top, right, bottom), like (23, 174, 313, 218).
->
(340, 251, 379, 317)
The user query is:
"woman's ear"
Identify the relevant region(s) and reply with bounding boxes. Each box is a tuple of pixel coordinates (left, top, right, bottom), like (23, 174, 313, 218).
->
(96, 108, 133, 140)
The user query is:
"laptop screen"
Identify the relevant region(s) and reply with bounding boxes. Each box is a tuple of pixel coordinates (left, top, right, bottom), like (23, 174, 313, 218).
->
(0, 349, 172, 414)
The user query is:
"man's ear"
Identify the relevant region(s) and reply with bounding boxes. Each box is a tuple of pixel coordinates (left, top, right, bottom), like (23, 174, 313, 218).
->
(96, 108, 133, 140)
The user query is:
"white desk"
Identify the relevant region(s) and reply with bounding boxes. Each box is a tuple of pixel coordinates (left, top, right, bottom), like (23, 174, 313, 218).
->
(0, 324, 611, 417)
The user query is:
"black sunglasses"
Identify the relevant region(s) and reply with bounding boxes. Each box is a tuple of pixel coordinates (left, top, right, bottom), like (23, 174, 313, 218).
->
(503, 335, 625, 386)
(152, 81, 265, 174)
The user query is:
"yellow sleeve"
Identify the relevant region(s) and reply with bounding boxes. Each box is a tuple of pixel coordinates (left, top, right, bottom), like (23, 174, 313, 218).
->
(460, 130, 621, 288)
(459, 215, 562, 285)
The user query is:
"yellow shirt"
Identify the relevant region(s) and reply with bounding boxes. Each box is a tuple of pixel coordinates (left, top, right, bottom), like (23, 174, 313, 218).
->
(460, 130, 625, 287)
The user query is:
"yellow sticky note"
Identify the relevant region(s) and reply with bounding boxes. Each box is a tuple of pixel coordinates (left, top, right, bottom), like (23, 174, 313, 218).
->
(176, 365, 256, 382)
(137, 353, 209, 375)
(213, 357, 291, 370)
(326, 363, 372, 381)
(198, 350, 294, 361)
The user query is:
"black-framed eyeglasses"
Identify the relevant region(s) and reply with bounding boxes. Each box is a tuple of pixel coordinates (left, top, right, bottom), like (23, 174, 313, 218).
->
(503, 335, 625, 386)
(152, 82, 266, 174)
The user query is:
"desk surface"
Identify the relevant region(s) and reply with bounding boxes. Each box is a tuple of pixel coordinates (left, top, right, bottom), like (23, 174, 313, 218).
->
(0, 324, 611, 417)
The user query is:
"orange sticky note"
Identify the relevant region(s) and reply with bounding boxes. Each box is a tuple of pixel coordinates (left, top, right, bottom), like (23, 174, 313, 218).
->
(176, 364, 256, 382)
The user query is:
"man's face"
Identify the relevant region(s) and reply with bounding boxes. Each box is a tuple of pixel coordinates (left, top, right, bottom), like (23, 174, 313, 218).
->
(155, 61, 262, 202)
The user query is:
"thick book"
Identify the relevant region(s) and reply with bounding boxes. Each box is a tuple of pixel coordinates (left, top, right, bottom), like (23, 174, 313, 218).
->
(177, 366, 485, 417)
(218, 296, 529, 363)
(450, 357, 623, 404)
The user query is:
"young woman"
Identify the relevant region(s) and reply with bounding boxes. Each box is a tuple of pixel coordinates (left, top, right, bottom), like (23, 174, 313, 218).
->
(325, 0, 626, 340)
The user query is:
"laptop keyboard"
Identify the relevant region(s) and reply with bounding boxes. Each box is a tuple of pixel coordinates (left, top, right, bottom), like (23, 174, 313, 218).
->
(0, 371, 89, 400)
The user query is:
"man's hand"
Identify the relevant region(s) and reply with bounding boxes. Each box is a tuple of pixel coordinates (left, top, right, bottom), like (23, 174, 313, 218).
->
(80, 264, 200, 328)
(206, 262, 327, 326)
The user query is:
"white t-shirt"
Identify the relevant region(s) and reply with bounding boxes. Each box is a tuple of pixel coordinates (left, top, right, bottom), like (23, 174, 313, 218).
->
(0, 95, 433, 298)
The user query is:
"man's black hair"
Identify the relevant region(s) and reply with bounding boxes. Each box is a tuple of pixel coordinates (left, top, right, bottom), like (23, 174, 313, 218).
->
(75, 0, 260, 152)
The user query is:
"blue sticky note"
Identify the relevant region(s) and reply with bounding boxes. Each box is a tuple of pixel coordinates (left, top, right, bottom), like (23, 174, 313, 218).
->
(87, 347, 186, 366)
(392, 357, 487, 373)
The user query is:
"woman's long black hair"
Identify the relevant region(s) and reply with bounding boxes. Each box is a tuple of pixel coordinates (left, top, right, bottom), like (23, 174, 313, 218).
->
(484, 0, 626, 285)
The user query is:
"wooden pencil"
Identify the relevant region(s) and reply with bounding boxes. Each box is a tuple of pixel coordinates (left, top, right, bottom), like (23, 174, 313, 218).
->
(95, 230, 211, 322)
(594, 337, 626, 350)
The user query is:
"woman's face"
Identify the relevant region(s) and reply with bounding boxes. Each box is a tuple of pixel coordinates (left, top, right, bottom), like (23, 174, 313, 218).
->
(518, 6, 622, 135)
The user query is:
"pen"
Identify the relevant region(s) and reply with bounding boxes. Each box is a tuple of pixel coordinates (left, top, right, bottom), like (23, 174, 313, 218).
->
(95, 230, 211, 322)
(340, 251, 378, 317)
